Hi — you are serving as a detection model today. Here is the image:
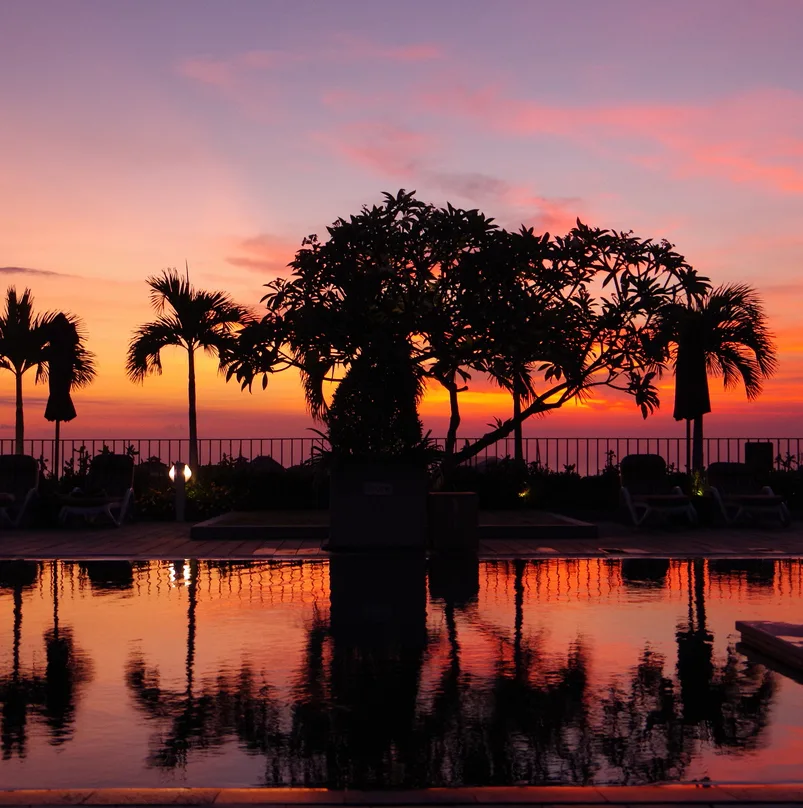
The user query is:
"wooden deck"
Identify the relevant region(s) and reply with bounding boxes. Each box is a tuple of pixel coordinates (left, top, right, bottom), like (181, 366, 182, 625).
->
(1, 519, 802, 560)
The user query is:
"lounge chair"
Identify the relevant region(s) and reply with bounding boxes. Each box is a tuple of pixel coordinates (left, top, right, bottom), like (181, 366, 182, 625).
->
(707, 461, 790, 527)
(0, 454, 39, 528)
(620, 453, 697, 527)
(58, 453, 135, 527)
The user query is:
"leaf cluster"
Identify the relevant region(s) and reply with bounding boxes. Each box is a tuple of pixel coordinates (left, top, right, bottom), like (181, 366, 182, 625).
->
(221, 190, 718, 462)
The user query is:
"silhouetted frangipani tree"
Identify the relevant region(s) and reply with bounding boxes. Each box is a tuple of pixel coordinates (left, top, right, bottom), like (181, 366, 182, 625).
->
(223, 190, 711, 475)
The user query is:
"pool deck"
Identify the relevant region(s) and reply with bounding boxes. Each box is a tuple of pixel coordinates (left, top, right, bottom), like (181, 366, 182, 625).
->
(0, 518, 801, 560)
(1, 785, 803, 806)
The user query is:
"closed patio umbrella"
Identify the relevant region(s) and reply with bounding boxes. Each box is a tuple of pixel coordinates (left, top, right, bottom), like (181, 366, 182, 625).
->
(44, 314, 79, 479)
(673, 318, 710, 473)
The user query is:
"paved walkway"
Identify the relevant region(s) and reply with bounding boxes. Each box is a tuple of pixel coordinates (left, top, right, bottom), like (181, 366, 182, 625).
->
(1, 785, 803, 806)
(0, 519, 801, 559)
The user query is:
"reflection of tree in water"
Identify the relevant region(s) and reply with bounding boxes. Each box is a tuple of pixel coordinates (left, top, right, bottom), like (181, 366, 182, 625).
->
(675, 560, 775, 751)
(0, 561, 93, 759)
(126, 560, 286, 771)
(123, 558, 779, 786)
(598, 559, 776, 783)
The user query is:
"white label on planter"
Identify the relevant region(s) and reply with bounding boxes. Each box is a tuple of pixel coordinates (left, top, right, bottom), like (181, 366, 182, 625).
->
(363, 482, 393, 495)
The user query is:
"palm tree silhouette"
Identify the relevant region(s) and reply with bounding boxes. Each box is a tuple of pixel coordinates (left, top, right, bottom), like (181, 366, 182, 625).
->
(0, 289, 94, 455)
(664, 284, 777, 471)
(126, 268, 251, 471)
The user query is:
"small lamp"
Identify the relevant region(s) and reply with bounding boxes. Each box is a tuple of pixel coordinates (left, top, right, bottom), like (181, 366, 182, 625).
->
(169, 461, 192, 521)
(169, 462, 192, 482)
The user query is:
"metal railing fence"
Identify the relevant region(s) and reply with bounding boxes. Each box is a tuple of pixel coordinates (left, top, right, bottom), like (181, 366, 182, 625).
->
(2, 436, 801, 478)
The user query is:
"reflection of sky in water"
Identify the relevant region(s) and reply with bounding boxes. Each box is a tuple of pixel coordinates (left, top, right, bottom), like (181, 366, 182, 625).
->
(0, 558, 801, 788)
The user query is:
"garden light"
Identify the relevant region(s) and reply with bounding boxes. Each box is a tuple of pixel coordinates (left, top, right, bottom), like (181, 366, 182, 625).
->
(169, 461, 191, 522)
(169, 462, 192, 482)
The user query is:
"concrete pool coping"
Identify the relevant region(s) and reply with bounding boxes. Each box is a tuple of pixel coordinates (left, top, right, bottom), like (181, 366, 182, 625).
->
(189, 511, 599, 541)
(737, 620, 803, 671)
(2, 786, 803, 805)
(1, 521, 802, 561)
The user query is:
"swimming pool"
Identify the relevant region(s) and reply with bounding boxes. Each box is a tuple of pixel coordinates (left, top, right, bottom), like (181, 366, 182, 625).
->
(1, 557, 801, 788)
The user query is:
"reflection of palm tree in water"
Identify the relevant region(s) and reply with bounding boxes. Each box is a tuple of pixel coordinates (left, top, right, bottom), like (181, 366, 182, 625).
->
(43, 561, 93, 745)
(600, 559, 778, 783)
(676, 559, 776, 749)
(126, 560, 284, 769)
(128, 560, 219, 767)
(1, 561, 92, 759)
(676, 559, 714, 725)
(0, 563, 33, 758)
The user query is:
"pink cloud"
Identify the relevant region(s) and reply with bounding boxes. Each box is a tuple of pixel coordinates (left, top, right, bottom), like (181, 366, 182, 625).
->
(226, 233, 298, 276)
(317, 125, 583, 233)
(176, 57, 233, 88)
(420, 170, 581, 233)
(329, 34, 443, 63)
(177, 35, 442, 93)
(316, 123, 437, 178)
(418, 85, 803, 195)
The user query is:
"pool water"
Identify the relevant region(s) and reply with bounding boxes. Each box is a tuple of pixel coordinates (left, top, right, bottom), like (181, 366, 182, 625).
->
(1, 556, 802, 788)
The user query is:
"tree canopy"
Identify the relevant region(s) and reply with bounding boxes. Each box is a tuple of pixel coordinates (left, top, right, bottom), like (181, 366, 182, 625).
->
(223, 190, 711, 468)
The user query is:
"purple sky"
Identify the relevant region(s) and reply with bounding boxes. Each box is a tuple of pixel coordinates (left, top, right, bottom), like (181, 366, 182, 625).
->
(1, 0, 802, 440)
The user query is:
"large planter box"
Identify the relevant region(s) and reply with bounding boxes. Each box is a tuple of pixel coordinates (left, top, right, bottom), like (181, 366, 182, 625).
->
(328, 461, 428, 550)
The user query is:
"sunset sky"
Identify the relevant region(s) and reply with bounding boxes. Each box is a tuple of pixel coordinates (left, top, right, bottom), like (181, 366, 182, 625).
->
(1, 0, 802, 443)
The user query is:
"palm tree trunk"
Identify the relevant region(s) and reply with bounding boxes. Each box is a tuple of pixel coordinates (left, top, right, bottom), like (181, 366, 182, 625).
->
(692, 414, 704, 473)
(14, 369, 24, 454)
(187, 346, 198, 470)
(513, 384, 523, 466)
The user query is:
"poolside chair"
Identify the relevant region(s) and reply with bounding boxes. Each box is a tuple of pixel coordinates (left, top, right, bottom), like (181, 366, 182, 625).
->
(58, 453, 135, 527)
(707, 461, 790, 527)
(619, 454, 697, 527)
(0, 454, 39, 528)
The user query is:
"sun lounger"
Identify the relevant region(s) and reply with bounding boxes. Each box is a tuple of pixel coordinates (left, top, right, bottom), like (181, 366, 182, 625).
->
(58, 453, 135, 527)
(0, 454, 39, 528)
(707, 461, 790, 527)
(619, 453, 697, 527)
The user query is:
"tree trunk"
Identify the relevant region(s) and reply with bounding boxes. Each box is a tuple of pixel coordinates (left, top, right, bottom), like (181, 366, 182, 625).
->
(692, 413, 704, 473)
(187, 346, 198, 471)
(444, 378, 461, 458)
(14, 369, 24, 454)
(513, 384, 523, 466)
(449, 384, 569, 468)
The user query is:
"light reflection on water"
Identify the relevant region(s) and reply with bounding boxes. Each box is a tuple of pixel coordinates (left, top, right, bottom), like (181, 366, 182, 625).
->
(0, 557, 802, 788)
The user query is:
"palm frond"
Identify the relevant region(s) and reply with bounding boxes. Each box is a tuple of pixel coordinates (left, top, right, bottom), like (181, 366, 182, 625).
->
(0, 287, 60, 378)
(126, 317, 183, 382)
(670, 282, 777, 401)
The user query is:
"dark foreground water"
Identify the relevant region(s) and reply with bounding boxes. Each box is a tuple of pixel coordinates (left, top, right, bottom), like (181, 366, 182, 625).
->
(1, 556, 802, 788)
